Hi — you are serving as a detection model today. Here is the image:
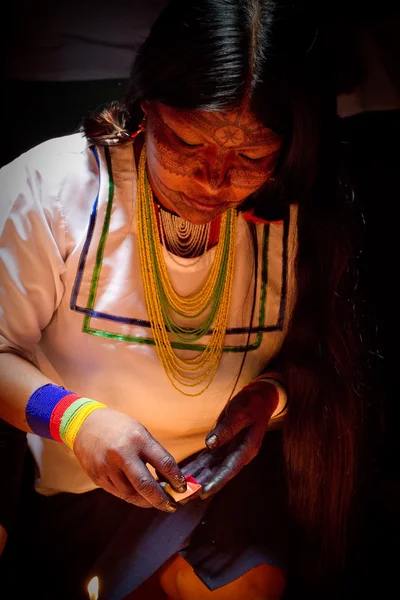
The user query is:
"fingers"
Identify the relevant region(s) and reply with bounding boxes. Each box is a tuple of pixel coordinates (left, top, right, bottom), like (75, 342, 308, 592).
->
(107, 471, 153, 508)
(159, 451, 215, 504)
(201, 465, 233, 498)
(159, 480, 202, 505)
(74, 411, 187, 511)
(189, 467, 213, 488)
(182, 459, 214, 488)
(142, 437, 187, 494)
(112, 429, 186, 510)
(207, 384, 278, 450)
(201, 429, 263, 498)
(181, 449, 227, 487)
(97, 470, 169, 509)
(206, 408, 251, 450)
(181, 450, 216, 479)
(122, 458, 178, 512)
(90, 430, 184, 511)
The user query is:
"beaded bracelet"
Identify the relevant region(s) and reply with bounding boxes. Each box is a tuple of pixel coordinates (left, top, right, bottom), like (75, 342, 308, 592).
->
(26, 384, 106, 450)
(241, 376, 288, 419)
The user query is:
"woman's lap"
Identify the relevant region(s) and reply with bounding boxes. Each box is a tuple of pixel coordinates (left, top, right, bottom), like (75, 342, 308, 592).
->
(0, 431, 288, 600)
(158, 555, 286, 600)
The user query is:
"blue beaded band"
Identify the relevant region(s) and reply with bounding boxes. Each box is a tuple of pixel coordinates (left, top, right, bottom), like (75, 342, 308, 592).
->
(26, 384, 74, 439)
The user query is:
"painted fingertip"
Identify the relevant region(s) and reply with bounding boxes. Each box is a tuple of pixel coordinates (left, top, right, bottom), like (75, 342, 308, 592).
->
(170, 483, 186, 494)
(165, 501, 177, 513)
(175, 476, 187, 493)
(205, 434, 218, 449)
(200, 488, 210, 500)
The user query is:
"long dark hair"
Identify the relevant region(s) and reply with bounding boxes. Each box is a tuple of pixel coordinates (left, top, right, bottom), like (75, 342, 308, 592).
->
(82, 0, 375, 584)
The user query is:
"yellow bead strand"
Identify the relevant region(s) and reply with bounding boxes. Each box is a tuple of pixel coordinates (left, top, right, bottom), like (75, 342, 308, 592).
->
(136, 144, 237, 395)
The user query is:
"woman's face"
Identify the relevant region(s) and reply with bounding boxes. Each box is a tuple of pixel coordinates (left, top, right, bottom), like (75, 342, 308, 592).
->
(142, 101, 282, 225)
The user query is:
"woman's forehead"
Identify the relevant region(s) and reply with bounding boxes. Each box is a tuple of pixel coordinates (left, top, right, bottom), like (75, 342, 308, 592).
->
(151, 102, 282, 145)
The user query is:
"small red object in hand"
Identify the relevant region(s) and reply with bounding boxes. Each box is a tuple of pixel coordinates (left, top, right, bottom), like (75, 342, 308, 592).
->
(164, 475, 202, 502)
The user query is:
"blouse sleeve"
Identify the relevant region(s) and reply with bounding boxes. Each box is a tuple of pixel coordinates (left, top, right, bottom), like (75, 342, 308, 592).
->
(0, 152, 67, 362)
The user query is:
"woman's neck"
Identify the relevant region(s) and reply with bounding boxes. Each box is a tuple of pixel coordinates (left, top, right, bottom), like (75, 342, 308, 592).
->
(134, 137, 221, 256)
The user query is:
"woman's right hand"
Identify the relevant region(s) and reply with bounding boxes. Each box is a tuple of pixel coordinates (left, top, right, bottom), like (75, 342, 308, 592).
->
(73, 407, 187, 512)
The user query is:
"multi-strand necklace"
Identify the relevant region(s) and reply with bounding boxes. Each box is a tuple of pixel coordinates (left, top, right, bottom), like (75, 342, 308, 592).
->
(158, 207, 211, 264)
(136, 144, 238, 395)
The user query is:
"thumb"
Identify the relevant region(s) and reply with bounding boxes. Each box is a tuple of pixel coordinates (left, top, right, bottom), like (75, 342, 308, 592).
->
(205, 409, 249, 449)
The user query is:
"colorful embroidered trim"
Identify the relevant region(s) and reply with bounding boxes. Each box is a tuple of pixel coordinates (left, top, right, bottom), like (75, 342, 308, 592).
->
(26, 384, 106, 449)
(60, 397, 106, 450)
(49, 393, 81, 442)
(69, 146, 290, 352)
(26, 384, 76, 439)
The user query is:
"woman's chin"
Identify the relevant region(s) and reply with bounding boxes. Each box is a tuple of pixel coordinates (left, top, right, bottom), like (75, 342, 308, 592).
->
(178, 195, 230, 224)
(177, 207, 224, 225)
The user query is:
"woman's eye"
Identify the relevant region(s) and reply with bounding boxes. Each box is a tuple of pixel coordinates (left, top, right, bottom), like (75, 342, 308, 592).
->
(239, 154, 265, 163)
(174, 133, 202, 148)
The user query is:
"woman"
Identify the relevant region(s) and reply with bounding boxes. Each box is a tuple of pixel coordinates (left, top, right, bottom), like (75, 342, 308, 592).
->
(0, 1, 374, 598)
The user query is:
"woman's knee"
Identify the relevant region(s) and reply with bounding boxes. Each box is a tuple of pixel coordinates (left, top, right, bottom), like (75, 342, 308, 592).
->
(159, 554, 286, 600)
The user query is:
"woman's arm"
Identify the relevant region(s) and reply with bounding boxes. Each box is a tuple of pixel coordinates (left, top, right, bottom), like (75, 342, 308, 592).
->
(0, 352, 53, 431)
(0, 351, 189, 511)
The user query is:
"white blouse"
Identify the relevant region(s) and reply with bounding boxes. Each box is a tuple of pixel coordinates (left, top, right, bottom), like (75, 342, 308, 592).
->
(0, 133, 297, 494)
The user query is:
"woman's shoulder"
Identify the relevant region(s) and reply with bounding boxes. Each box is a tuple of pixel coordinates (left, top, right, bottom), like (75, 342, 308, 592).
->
(1, 133, 100, 218)
(0, 134, 109, 253)
(1, 133, 96, 187)
(3, 133, 92, 177)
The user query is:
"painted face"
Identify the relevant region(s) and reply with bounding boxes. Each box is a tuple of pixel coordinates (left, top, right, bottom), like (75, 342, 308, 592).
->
(142, 102, 283, 225)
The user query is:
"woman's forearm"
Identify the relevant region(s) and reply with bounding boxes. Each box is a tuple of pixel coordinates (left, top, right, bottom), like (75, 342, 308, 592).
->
(0, 352, 53, 431)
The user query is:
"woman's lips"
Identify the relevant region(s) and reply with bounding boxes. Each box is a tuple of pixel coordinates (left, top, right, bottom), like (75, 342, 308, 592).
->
(181, 193, 226, 211)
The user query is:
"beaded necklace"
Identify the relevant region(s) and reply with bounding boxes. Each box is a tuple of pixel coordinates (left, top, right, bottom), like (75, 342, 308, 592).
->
(154, 201, 221, 267)
(136, 144, 238, 395)
(158, 206, 211, 260)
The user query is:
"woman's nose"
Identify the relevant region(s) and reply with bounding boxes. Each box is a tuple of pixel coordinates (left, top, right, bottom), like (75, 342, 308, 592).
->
(194, 150, 231, 190)
(209, 158, 228, 190)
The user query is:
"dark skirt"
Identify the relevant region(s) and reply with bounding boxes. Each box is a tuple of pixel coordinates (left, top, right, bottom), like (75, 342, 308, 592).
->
(0, 430, 288, 600)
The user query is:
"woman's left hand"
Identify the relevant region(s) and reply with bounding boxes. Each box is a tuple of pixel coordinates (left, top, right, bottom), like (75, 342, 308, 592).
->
(181, 380, 279, 499)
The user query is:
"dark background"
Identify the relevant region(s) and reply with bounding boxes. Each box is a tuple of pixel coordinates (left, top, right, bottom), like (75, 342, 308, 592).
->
(0, 1, 399, 597)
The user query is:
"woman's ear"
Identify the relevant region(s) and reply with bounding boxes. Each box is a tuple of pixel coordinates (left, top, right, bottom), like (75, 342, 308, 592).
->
(141, 101, 149, 115)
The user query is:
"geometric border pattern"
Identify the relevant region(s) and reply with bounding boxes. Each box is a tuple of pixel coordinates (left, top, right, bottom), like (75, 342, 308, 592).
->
(70, 146, 289, 353)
